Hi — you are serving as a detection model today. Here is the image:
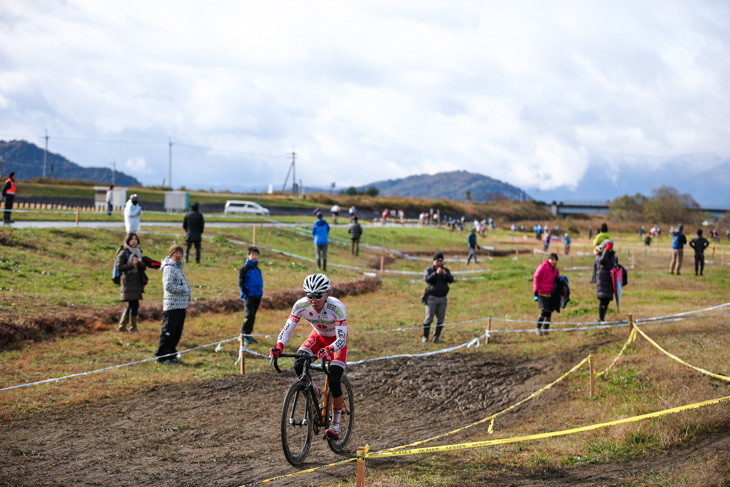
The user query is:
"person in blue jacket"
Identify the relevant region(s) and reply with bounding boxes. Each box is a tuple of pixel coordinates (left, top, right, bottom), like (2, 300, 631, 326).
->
(239, 247, 263, 344)
(312, 211, 330, 271)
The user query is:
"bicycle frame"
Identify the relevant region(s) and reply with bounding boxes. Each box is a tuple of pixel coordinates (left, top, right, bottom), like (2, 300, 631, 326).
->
(272, 352, 331, 430)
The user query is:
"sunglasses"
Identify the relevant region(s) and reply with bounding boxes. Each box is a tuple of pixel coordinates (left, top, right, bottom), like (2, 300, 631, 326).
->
(306, 292, 326, 300)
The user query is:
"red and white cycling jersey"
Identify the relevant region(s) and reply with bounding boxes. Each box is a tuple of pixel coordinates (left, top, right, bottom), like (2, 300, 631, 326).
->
(278, 296, 348, 353)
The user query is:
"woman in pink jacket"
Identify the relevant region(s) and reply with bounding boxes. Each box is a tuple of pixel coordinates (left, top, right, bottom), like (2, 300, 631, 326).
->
(533, 253, 559, 336)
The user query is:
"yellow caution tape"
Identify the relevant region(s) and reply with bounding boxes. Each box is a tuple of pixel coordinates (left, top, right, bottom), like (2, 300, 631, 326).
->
(239, 456, 357, 487)
(633, 324, 730, 382)
(595, 327, 637, 378)
(376, 357, 590, 455)
(365, 394, 730, 459)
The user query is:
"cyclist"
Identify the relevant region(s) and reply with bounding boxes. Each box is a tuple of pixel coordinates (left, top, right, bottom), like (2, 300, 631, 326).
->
(270, 273, 348, 440)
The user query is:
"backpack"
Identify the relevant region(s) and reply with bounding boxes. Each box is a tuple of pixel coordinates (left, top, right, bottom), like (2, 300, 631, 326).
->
(112, 248, 130, 285)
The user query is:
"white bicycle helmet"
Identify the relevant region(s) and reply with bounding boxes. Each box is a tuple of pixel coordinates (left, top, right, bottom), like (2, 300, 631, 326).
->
(303, 273, 331, 295)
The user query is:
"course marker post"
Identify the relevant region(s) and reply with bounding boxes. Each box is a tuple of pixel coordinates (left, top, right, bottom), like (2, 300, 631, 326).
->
(253, 225, 257, 246)
(380, 251, 385, 272)
(588, 354, 595, 399)
(75, 206, 80, 226)
(485, 317, 492, 346)
(356, 445, 368, 487)
(628, 313, 634, 338)
(239, 334, 245, 375)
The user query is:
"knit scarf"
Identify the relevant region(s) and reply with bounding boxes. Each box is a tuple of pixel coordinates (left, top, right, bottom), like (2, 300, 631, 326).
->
(126, 245, 143, 265)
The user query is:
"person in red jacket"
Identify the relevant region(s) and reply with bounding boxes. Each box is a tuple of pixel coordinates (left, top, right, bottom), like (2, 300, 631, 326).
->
(2, 172, 17, 224)
(533, 253, 559, 336)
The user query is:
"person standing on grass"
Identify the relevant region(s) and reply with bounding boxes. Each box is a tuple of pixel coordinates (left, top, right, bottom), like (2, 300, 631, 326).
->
(595, 240, 616, 322)
(155, 245, 191, 365)
(422, 252, 454, 343)
(330, 203, 340, 224)
(348, 216, 363, 256)
(116, 232, 147, 333)
(466, 228, 479, 265)
(689, 229, 710, 276)
(124, 194, 142, 233)
(2, 172, 17, 224)
(312, 211, 330, 271)
(670, 224, 687, 275)
(533, 253, 559, 336)
(562, 232, 571, 255)
(238, 246, 263, 344)
(106, 185, 114, 216)
(590, 222, 611, 283)
(183, 202, 205, 264)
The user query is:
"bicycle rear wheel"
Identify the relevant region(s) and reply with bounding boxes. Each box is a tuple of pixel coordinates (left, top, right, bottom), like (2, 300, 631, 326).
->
(281, 381, 313, 466)
(327, 374, 354, 453)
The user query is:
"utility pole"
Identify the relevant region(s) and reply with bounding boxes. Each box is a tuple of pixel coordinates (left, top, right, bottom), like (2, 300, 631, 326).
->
(168, 137, 172, 189)
(43, 129, 49, 179)
(112, 159, 116, 185)
(291, 151, 296, 194)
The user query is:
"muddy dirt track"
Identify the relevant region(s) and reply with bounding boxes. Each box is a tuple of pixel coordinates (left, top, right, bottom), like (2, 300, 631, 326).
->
(1, 350, 728, 487)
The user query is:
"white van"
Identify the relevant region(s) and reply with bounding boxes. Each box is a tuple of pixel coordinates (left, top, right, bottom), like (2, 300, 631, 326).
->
(224, 200, 270, 216)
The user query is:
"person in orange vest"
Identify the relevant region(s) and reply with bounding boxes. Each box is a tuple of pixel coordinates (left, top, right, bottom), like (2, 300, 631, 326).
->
(1, 172, 16, 224)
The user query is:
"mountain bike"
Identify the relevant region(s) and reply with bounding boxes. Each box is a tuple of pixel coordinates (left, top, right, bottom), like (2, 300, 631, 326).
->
(271, 351, 354, 466)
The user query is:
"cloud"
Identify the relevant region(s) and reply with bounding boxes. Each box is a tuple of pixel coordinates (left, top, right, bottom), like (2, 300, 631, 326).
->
(0, 1, 728, 193)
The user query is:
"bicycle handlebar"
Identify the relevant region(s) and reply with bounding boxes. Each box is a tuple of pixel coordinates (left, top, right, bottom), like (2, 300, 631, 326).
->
(270, 352, 329, 376)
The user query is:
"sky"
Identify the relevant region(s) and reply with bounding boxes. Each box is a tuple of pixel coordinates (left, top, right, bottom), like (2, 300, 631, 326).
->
(1, 1, 729, 193)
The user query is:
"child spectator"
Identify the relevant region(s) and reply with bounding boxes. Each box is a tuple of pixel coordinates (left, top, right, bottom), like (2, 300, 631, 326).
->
(239, 247, 264, 344)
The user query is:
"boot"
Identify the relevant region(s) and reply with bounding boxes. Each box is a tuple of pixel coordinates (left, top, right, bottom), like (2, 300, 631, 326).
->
(598, 305, 607, 322)
(323, 259, 327, 271)
(317, 258, 321, 269)
(118, 308, 130, 332)
(129, 314, 140, 333)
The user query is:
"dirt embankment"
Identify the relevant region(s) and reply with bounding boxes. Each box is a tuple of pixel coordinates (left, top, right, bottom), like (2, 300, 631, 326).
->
(0, 277, 380, 351)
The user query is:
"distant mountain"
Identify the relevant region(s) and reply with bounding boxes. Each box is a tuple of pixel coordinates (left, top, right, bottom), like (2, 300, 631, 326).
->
(361, 170, 529, 202)
(534, 153, 730, 208)
(0, 140, 141, 186)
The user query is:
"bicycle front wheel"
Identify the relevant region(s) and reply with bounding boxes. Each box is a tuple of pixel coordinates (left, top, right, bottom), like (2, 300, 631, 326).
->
(328, 374, 354, 454)
(281, 381, 313, 466)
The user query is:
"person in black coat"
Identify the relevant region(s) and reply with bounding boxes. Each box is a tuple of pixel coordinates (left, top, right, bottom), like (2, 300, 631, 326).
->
(595, 240, 616, 322)
(183, 202, 205, 264)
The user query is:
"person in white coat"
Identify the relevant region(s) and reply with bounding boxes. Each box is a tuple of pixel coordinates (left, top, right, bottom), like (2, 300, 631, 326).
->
(124, 194, 142, 233)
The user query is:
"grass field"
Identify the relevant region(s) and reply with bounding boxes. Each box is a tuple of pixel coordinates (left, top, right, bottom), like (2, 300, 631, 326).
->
(1, 221, 729, 485)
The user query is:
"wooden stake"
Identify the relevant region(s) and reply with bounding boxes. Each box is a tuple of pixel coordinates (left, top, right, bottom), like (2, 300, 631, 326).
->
(239, 335, 245, 375)
(75, 206, 80, 226)
(485, 316, 492, 345)
(628, 313, 634, 338)
(252, 226, 257, 246)
(515, 249, 519, 260)
(356, 446, 367, 487)
(380, 251, 385, 272)
(588, 354, 595, 399)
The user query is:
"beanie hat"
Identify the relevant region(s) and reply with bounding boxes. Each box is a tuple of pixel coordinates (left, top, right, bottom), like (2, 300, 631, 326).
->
(169, 245, 184, 257)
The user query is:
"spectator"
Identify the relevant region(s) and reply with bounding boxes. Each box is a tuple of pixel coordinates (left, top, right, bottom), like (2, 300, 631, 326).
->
(2, 171, 17, 224)
(124, 194, 142, 233)
(331, 203, 340, 224)
(466, 228, 479, 265)
(689, 229, 710, 276)
(382, 208, 389, 225)
(562, 232, 571, 255)
(239, 247, 263, 344)
(595, 240, 616, 322)
(155, 245, 191, 364)
(588, 226, 593, 239)
(106, 184, 114, 216)
(348, 205, 357, 221)
(183, 202, 205, 264)
(670, 224, 687, 275)
(590, 223, 611, 283)
(116, 232, 147, 333)
(347, 216, 363, 256)
(312, 211, 330, 271)
(533, 253, 559, 335)
(422, 252, 454, 343)
(543, 229, 552, 252)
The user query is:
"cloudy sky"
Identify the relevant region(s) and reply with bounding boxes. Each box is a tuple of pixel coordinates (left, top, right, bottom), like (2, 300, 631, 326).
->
(1, 1, 728, 193)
